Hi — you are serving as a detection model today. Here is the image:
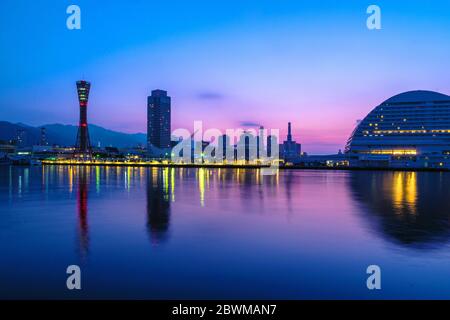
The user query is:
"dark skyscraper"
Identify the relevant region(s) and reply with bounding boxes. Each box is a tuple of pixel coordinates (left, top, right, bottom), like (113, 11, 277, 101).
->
(75, 80, 92, 156)
(147, 90, 171, 157)
(218, 134, 230, 161)
(281, 122, 301, 160)
(287, 122, 293, 142)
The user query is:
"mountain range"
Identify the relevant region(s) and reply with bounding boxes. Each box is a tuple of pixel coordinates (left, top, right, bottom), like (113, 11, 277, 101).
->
(0, 121, 146, 148)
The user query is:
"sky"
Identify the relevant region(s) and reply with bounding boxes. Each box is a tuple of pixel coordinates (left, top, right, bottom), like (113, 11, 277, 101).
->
(1, 0, 450, 154)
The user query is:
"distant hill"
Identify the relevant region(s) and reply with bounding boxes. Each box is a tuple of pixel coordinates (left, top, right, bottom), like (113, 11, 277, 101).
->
(0, 121, 41, 146)
(0, 121, 146, 148)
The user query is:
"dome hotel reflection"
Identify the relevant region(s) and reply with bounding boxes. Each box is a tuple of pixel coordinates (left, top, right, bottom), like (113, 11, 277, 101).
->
(344, 90, 450, 169)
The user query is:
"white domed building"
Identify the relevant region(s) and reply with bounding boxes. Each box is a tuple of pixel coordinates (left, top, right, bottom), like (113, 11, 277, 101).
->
(289, 90, 450, 169)
(343, 91, 450, 169)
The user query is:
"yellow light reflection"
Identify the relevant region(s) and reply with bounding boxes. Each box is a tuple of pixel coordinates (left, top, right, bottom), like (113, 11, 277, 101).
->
(171, 167, 175, 202)
(69, 166, 73, 193)
(392, 172, 417, 215)
(198, 168, 206, 207)
(163, 167, 169, 201)
(96, 166, 101, 194)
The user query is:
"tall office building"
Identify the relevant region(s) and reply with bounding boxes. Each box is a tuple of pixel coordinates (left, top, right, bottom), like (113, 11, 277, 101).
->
(218, 134, 233, 162)
(75, 80, 92, 156)
(267, 135, 278, 158)
(147, 90, 171, 157)
(257, 126, 265, 159)
(237, 131, 257, 162)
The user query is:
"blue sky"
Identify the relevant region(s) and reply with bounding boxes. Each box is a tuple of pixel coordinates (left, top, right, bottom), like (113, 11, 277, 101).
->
(1, 0, 450, 153)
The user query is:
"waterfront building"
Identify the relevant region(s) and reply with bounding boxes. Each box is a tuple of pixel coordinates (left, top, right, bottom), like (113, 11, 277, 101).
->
(0, 144, 16, 155)
(346, 90, 450, 156)
(147, 89, 171, 158)
(237, 131, 257, 163)
(267, 135, 277, 158)
(256, 126, 265, 159)
(218, 134, 232, 162)
(280, 122, 301, 161)
(293, 90, 450, 169)
(285, 91, 450, 170)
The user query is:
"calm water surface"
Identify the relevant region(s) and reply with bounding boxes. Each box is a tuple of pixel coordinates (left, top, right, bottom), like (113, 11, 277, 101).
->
(1, 165, 449, 299)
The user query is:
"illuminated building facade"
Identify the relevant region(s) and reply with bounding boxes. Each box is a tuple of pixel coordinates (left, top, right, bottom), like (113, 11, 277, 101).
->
(75, 80, 92, 156)
(256, 126, 265, 159)
(147, 90, 171, 158)
(237, 131, 257, 163)
(218, 134, 231, 161)
(267, 135, 277, 158)
(346, 91, 450, 156)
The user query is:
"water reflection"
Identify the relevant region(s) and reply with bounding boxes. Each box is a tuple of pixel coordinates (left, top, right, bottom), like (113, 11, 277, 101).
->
(350, 171, 450, 248)
(76, 167, 89, 258)
(146, 167, 172, 244)
(4, 165, 449, 252)
(3, 165, 450, 299)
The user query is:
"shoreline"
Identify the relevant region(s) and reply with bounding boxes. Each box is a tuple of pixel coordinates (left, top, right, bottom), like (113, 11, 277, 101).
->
(32, 161, 450, 172)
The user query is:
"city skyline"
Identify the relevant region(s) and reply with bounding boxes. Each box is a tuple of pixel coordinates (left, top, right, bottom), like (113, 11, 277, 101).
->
(2, 1, 450, 303)
(1, 0, 450, 154)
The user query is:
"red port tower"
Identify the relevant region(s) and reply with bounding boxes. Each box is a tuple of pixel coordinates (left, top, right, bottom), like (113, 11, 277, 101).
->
(75, 80, 92, 157)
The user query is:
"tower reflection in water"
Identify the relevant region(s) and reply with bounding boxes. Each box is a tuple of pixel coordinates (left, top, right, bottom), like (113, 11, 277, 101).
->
(350, 171, 450, 248)
(76, 167, 89, 258)
(146, 167, 172, 245)
(73, 166, 175, 248)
